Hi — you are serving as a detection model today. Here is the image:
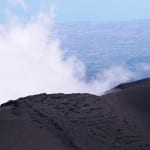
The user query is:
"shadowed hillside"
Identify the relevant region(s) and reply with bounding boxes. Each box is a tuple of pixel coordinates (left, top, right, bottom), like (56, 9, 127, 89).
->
(0, 78, 150, 150)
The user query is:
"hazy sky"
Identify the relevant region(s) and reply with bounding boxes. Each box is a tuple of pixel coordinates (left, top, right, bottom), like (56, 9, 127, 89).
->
(0, 0, 150, 22)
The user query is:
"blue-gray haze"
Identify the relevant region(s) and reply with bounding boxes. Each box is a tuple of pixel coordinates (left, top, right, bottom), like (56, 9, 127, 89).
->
(57, 20, 150, 81)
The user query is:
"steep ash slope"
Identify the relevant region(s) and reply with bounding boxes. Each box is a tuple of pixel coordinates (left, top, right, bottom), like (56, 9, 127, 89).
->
(0, 78, 150, 150)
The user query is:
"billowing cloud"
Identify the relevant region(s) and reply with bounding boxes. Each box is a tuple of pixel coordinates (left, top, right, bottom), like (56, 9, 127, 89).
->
(0, 9, 134, 104)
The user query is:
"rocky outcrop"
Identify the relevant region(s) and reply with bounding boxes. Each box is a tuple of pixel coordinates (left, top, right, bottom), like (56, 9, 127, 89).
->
(0, 78, 150, 150)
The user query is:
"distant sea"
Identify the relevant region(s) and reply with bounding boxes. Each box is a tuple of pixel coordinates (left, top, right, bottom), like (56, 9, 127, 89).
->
(57, 21, 150, 81)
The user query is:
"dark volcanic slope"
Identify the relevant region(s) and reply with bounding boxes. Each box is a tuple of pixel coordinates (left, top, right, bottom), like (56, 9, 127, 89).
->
(0, 79, 150, 150)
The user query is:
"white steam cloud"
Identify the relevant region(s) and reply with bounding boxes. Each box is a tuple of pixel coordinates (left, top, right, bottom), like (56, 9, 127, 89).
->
(138, 63, 150, 71)
(0, 7, 133, 104)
